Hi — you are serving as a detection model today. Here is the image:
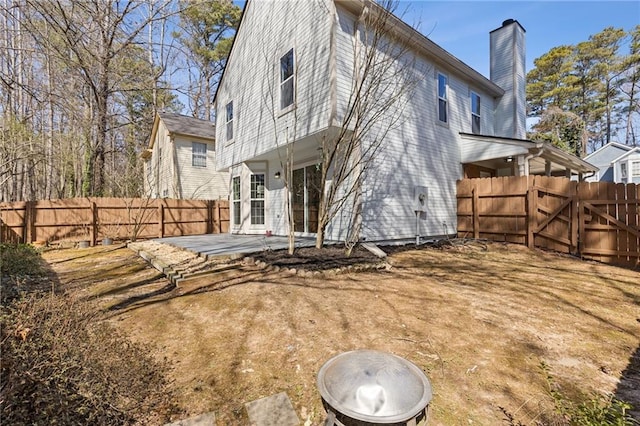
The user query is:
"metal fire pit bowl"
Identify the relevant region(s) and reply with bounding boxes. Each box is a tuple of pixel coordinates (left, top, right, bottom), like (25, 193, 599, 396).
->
(317, 349, 432, 425)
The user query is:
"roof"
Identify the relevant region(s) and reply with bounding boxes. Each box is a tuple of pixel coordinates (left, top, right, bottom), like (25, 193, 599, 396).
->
(144, 112, 216, 157)
(610, 147, 640, 164)
(214, 0, 505, 105)
(157, 112, 216, 139)
(336, 0, 505, 97)
(460, 133, 598, 174)
(583, 142, 634, 161)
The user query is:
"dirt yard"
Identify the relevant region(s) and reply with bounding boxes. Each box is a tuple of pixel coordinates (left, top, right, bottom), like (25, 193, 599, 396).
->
(42, 241, 640, 425)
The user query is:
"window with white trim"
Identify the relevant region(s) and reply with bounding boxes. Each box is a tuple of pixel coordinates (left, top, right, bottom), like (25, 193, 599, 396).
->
(225, 101, 233, 141)
(437, 73, 448, 123)
(192, 142, 207, 167)
(621, 162, 628, 179)
(280, 49, 295, 110)
(250, 174, 265, 225)
(232, 176, 241, 226)
(632, 161, 640, 177)
(471, 92, 481, 134)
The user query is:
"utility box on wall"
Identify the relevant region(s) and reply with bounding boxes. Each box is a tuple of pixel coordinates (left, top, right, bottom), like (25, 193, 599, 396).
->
(414, 186, 428, 212)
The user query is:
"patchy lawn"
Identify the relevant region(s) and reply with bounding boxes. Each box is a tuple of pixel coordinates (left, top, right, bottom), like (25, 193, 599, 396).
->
(42, 242, 640, 425)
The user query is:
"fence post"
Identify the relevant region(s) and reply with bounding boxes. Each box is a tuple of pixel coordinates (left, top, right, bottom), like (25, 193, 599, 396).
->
(570, 182, 578, 255)
(24, 201, 35, 244)
(216, 201, 222, 233)
(526, 186, 537, 249)
(472, 185, 479, 239)
(206, 200, 213, 234)
(90, 201, 98, 246)
(158, 201, 165, 238)
(577, 182, 585, 257)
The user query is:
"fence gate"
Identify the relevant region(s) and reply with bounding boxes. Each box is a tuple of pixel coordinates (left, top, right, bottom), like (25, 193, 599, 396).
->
(578, 182, 640, 266)
(529, 178, 578, 255)
(457, 176, 639, 268)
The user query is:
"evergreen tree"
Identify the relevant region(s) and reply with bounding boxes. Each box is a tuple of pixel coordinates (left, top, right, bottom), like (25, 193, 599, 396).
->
(174, 0, 241, 120)
(527, 26, 634, 156)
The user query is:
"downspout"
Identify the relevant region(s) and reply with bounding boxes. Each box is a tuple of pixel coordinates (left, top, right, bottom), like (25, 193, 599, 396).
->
(327, 0, 338, 128)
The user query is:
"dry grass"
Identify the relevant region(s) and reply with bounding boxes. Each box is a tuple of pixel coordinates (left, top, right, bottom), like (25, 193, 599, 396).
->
(42, 242, 640, 425)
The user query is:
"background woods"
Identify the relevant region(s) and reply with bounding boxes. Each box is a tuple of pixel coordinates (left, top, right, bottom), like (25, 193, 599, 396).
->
(0, 0, 240, 202)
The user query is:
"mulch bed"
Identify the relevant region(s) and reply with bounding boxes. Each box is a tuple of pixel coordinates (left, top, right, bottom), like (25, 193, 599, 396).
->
(252, 244, 382, 271)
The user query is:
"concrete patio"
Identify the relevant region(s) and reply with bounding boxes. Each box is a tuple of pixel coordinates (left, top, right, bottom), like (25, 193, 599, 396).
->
(156, 233, 317, 259)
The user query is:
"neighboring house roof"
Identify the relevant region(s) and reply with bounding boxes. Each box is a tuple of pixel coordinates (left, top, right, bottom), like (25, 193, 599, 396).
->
(156, 112, 216, 140)
(143, 112, 216, 159)
(213, 0, 504, 106)
(460, 133, 598, 175)
(583, 142, 634, 161)
(610, 147, 640, 164)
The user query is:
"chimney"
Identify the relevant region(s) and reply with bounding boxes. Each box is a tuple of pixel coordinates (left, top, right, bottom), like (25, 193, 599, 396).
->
(490, 19, 526, 139)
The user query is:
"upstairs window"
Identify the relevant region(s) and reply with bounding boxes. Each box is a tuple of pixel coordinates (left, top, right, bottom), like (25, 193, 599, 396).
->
(192, 142, 207, 167)
(632, 161, 640, 177)
(437, 73, 448, 123)
(232, 176, 241, 226)
(280, 49, 295, 110)
(621, 162, 627, 179)
(471, 92, 481, 134)
(226, 101, 234, 141)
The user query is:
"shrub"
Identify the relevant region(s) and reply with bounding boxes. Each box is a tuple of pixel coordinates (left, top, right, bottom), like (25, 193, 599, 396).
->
(543, 362, 637, 426)
(0, 294, 177, 425)
(0, 243, 44, 276)
(0, 243, 49, 305)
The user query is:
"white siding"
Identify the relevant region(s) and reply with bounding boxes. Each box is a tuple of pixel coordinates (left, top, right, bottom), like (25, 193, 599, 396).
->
(152, 120, 173, 198)
(220, 2, 527, 241)
(328, 6, 500, 241)
(173, 136, 229, 199)
(216, 0, 334, 171)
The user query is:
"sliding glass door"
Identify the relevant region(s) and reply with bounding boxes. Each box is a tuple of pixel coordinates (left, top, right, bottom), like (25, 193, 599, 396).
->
(292, 165, 321, 233)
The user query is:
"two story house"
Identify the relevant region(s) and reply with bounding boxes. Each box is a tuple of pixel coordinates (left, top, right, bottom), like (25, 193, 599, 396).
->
(143, 112, 228, 200)
(214, 0, 596, 242)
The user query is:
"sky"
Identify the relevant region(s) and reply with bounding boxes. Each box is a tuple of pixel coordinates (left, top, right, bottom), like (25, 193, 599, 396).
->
(390, 1, 640, 78)
(234, 1, 639, 77)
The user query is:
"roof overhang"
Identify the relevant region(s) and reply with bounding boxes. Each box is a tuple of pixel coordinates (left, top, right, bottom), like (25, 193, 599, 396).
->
(460, 133, 598, 175)
(335, 0, 505, 97)
(611, 147, 640, 164)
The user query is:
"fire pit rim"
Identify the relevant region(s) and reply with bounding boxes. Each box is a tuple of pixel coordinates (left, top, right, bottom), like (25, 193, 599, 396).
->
(317, 349, 432, 424)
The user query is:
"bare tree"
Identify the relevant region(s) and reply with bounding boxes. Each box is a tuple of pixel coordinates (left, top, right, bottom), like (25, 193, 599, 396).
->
(23, 0, 175, 196)
(262, 50, 300, 255)
(315, 0, 421, 249)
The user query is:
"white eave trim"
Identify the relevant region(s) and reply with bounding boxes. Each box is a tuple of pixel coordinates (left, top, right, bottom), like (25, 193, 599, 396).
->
(335, 0, 505, 97)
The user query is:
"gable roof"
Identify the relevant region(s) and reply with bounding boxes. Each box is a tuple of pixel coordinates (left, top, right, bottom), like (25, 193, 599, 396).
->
(157, 112, 216, 140)
(213, 0, 504, 106)
(142, 112, 216, 159)
(583, 142, 634, 161)
(610, 147, 640, 164)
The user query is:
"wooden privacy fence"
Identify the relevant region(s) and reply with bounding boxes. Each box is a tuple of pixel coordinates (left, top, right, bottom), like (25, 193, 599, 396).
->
(0, 197, 229, 246)
(457, 176, 639, 268)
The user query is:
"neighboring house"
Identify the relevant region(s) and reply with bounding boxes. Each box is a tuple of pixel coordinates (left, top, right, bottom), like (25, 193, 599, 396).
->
(213, 0, 597, 242)
(142, 112, 228, 200)
(584, 142, 640, 183)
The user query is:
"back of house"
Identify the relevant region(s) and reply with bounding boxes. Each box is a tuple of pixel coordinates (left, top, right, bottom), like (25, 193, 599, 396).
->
(215, 0, 592, 243)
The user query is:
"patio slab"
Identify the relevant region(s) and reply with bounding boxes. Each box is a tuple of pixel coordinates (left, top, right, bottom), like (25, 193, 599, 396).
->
(156, 234, 317, 259)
